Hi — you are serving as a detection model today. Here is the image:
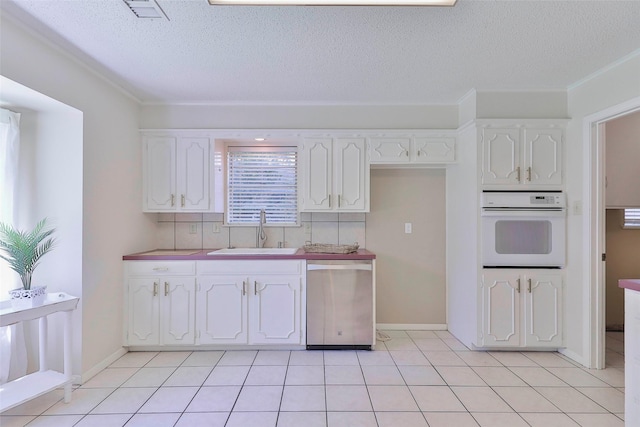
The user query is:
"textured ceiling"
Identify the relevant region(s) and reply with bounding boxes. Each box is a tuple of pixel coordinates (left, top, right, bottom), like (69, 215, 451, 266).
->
(2, 0, 639, 104)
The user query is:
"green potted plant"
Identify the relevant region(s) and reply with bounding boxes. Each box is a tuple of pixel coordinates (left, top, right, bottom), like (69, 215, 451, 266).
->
(0, 218, 56, 309)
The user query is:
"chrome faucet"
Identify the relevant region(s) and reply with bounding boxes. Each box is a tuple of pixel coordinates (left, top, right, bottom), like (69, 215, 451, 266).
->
(257, 209, 267, 248)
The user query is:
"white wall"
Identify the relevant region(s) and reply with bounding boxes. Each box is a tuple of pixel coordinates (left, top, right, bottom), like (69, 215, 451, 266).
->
(1, 15, 155, 378)
(605, 111, 640, 208)
(140, 104, 460, 130)
(367, 168, 447, 326)
(446, 121, 481, 347)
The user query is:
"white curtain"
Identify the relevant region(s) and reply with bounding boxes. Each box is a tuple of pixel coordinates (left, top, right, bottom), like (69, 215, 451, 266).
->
(0, 107, 27, 384)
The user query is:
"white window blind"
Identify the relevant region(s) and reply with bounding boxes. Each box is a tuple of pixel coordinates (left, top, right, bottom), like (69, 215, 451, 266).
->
(624, 208, 640, 229)
(227, 146, 298, 225)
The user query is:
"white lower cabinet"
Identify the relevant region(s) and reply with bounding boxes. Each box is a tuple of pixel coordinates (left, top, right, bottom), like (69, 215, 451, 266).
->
(124, 260, 305, 348)
(196, 261, 304, 346)
(480, 270, 563, 348)
(127, 276, 196, 346)
(196, 275, 248, 344)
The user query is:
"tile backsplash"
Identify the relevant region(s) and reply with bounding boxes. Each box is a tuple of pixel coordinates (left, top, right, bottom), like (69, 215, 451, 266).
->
(155, 212, 365, 250)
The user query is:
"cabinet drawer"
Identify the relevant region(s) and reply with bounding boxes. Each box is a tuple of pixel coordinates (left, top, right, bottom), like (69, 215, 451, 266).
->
(197, 260, 303, 276)
(127, 261, 196, 276)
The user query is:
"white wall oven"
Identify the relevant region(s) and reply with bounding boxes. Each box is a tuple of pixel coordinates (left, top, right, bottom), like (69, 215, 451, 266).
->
(482, 192, 566, 268)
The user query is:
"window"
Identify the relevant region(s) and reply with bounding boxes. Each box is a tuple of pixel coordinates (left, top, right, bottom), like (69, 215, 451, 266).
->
(623, 208, 640, 229)
(226, 146, 298, 225)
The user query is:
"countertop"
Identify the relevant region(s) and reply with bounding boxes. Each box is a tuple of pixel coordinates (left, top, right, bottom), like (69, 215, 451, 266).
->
(123, 248, 376, 261)
(619, 279, 640, 292)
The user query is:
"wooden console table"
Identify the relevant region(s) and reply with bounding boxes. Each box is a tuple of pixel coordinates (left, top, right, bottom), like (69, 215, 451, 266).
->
(0, 293, 79, 412)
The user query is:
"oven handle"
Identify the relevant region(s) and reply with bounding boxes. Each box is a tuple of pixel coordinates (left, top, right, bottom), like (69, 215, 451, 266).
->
(481, 209, 565, 217)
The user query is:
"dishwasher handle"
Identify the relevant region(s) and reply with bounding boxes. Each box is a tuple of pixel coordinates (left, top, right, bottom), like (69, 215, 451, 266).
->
(307, 264, 372, 271)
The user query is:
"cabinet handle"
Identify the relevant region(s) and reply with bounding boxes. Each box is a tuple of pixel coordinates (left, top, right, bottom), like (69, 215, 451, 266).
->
(171, 194, 175, 207)
(527, 167, 532, 182)
(516, 166, 521, 182)
(164, 282, 169, 296)
(417, 149, 422, 157)
(181, 194, 185, 207)
(254, 281, 258, 295)
(405, 149, 409, 157)
(516, 278, 521, 293)
(328, 194, 331, 208)
(152, 267, 168, 272)
(338, 195, 341, 207)
(527, 278, 532, 293)
(242, 281, 246, 296)
(153, 282, 158, 296)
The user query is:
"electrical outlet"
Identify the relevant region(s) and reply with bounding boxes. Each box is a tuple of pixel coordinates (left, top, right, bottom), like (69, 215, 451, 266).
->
(189, 224, 197, 234)
(405, 223, 412, 234)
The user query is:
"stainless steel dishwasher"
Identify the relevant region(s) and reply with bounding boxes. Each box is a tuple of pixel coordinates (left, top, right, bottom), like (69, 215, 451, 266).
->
(306, 260, 374, 350)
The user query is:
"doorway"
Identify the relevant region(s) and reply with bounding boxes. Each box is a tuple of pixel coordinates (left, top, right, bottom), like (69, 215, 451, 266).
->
(585, 97, 640, 369)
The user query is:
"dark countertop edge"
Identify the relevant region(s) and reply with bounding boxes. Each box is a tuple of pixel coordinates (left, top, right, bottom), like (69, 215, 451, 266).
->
(619, 279, 640, 292)
(123, 248, 376, 261)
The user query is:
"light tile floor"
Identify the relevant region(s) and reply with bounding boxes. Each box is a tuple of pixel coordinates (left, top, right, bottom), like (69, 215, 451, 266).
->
(0, 330, 626, 427)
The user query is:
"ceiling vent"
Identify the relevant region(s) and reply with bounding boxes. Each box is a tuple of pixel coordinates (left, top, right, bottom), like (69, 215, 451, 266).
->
(123, 0, 169, 20)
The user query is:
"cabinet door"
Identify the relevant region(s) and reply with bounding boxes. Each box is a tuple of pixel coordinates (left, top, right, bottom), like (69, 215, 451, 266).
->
(524, 273, 562, 347)
(368, 138, 411, 163)
(177, 137, 210, 210)
(145, 136, 177, 210)
(301, 139, 332, 210)
(161, 278, 196, 345)
(523, 128, 562, 186)
(480, 271, 521, 347)
(482, 128, 521, 185)
(413, 137, 456, 163)
(249, 276, 301, 344)
(334, 138, 367, 211)
(128, 278, 160, 346)
(197, 275, 248, 344)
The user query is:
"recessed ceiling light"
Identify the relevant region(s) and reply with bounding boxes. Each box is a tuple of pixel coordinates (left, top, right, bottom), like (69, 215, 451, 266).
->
(208, 0, 455, 5)
(123, 0, 169, 20)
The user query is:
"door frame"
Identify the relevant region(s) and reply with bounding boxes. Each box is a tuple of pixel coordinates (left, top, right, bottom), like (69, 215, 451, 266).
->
(583, 96, 640, 369)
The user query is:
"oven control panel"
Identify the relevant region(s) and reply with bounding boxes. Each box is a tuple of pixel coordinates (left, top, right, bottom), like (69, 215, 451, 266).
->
(482, 192, 566, 208)
(531, 194, 562, 205)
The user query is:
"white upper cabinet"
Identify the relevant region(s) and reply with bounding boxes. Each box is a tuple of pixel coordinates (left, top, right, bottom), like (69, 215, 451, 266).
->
(481, 126, 563, 188)
(369, 135, 456, 165)
(143, 135, 211, 212)
(301, 138, 369, 212)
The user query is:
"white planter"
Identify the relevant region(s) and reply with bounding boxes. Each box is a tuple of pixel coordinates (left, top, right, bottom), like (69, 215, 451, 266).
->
(8, 286, 47, 310)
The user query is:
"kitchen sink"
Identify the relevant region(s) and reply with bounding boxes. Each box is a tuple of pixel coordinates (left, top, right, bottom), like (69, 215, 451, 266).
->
(207, 248, 299, 255)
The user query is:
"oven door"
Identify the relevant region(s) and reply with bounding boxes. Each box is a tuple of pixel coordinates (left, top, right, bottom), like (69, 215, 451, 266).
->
(481, 209, 566, 268)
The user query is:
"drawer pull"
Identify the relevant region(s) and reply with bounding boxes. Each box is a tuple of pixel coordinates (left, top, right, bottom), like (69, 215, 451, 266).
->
(516, 278, 521, 293)
(254, 281, 258, 295)
(153, 267, 169, 272)
(527, 278, 532, 293)
(153, 282, 158, 296)
(164, 282, 169, 296)
(242, 281, 246, 296)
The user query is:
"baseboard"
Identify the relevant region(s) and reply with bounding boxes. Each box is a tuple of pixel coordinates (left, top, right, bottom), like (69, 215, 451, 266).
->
(558, 347, 587, 368)
(81, 347, 127, 384)
(376, 323, 448, 331)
